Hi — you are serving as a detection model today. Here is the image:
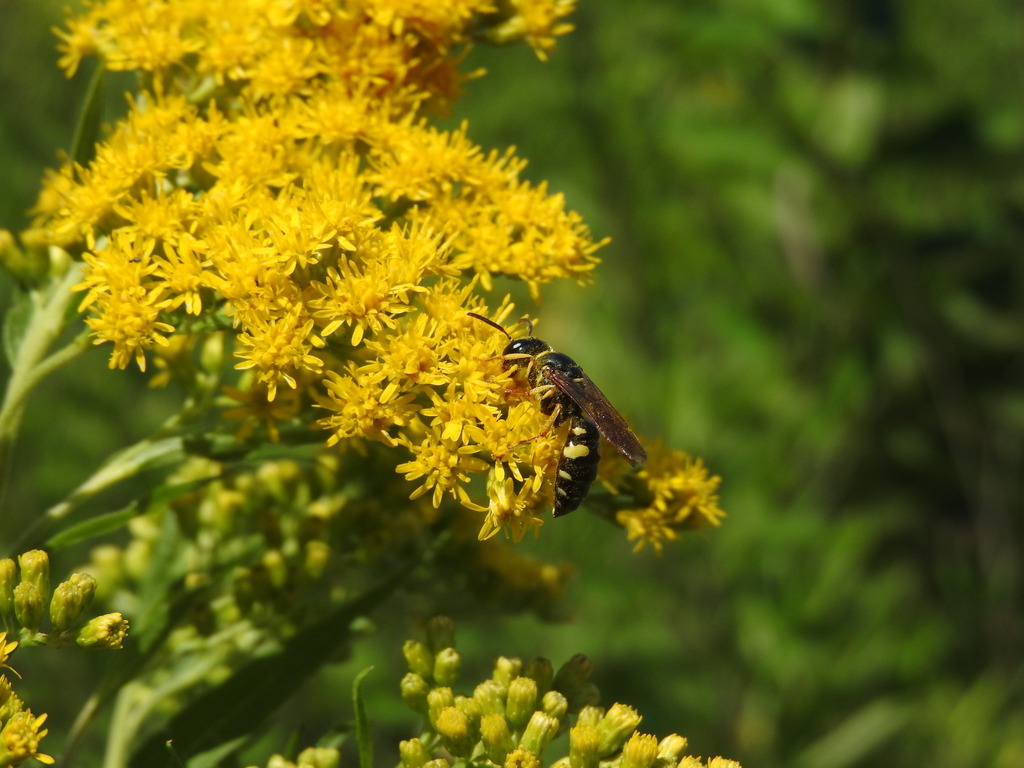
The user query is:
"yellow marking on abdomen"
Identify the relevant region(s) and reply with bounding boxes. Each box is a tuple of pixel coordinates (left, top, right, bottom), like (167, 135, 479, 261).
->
(562, 443, 591, 459)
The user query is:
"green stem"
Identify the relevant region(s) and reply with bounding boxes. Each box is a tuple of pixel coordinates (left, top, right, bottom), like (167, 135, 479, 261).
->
(0, 264, 87, 514)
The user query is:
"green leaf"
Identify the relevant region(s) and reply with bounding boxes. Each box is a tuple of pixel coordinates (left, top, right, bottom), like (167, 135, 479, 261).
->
(352, 666, 375, 768)
(45, 478, 215, 548)
(128, 561, 413, 768)
(45, 507, 138, 548)
(1, 290, 32, 368)
(70, 64, 106, 168)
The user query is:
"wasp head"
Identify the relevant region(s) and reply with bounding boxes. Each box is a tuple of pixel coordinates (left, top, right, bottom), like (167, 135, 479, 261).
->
(502, 337, 552, 371)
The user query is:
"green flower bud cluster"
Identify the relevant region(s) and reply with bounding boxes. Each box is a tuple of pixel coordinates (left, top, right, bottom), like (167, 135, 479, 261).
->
(0, 551, 127, 650)
(398, 618, 742, 768)
(85, 455, 572, 649)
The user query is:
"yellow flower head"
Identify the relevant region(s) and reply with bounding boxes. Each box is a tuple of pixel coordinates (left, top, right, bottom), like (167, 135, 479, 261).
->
(22, 0, 721, 545)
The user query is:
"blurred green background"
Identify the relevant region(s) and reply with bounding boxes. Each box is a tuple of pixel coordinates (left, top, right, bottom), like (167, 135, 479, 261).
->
(2, 1, 1023, 767)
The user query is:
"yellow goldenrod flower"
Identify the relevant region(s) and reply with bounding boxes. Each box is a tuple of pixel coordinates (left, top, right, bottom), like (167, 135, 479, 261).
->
(614, 445, 726, 555)
(0, 635, 17, 678)
(22, 0, 723, 546)
(0, 710, 54, 766)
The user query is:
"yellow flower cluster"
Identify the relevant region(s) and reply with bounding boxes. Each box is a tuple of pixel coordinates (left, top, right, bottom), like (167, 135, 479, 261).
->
(18, 0, 723, 546)
(399, 617, 742, 768)
(0, 635, 54, 766)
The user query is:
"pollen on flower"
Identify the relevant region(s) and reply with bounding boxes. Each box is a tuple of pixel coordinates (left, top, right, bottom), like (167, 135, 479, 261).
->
(21, 0, 722, 547)
(614, 444, 725, 555)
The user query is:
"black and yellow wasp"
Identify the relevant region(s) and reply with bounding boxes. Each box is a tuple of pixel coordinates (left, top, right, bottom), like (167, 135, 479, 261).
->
(468, 313, 647, 516)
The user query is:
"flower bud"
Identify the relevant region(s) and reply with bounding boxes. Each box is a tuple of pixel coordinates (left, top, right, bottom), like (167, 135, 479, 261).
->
(576, 706, 603, 728)
(13, 583, 44, 632)
(426, 686, 455, 728)
(541, 690, 568, 720)
(481, 712, 514, 764)
(435, 706, 474, 758)
(656, 734, 688, 765)
(506, 676, 539, 731)
(49, 572, 97, 632)
(75, 613, 129, 649)
(492, 656, 522, 686)
(621, 733, 659, 768)
(518, 711, 559, 758)
(399, 738, 430, 768)
(295, 746, 340, 768)
(433, 647, 461, 687)
(569, 723, 601, 768)
(597, 704, 641, 756)
(474, 679, 507, 715)
(17, 551, 50, 605)
(403, 640, 434, 678)
(400, 673, 430, 715)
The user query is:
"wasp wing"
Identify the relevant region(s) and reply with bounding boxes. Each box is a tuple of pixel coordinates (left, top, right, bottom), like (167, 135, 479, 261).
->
(545, 367, 647, 466)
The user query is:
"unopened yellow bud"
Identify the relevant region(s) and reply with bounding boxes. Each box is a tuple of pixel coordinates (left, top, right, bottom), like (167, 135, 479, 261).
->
(294, 746, 340, 768)
(49, 572, 97, 632)
(18, 550, 50, 605)
(621, 733, 659, 768)
(518, 711, 559, 758)
(403, 640, 434, 678)
(474, 679, 507, 715)
(506, 676, 539, 731)
(13, 582, 44, 632)
(75, 612, 129, 649)
(398, 738, 430, 768)
(576, 706, 603, 728)
(569, 723, 601, 768)
(435, 706, 474, 758)
(598, 704, 641, 756)
(705, 759, 742, 768)
(480, 712, 514, 764)
(541, 690, 568, 719)
(493, 656, 522, 686)
(400, 673, 430, 714)
(656, 735, 688, 764)
(433, 647, 461, 687)
(426, 687, 455, 727)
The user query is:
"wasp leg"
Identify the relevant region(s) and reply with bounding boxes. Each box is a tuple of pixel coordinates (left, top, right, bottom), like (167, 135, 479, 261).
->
(492, 404, 563, 461)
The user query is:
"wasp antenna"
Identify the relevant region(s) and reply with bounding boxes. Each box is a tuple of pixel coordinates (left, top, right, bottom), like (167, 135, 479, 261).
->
(467, 312, 513, 340)
(513, 316, 534, 335)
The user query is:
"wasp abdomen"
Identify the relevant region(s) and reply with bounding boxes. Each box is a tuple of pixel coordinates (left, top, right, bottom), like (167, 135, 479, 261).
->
(553, 415, 601, 517)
